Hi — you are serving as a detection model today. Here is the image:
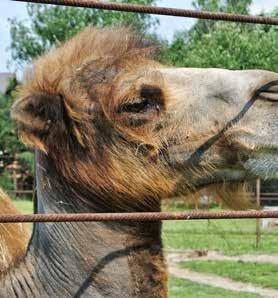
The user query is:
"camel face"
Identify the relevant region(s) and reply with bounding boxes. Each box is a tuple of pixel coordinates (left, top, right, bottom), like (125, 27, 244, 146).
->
(159, 68, 278, 186)
(11, 27, 278, 200)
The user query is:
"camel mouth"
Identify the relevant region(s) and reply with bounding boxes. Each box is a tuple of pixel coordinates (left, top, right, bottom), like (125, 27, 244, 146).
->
(235, 145, 278, 179)
(169, 142, 278, 187)
(242, 152, 278, 179)
(227, 133, 278, 179)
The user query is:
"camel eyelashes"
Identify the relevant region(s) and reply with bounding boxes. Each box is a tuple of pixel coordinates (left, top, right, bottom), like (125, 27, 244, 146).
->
(118, 98, 154, 113)
(117, 85, 164, 114)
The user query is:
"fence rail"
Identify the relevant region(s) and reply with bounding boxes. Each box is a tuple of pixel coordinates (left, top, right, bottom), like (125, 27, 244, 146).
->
(1, 210, 278, 223)
(12, 0, 278, 25)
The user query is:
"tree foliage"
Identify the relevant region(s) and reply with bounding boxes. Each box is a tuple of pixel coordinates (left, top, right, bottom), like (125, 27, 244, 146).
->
(163, 1, 278, 72)
(9, 0, 158, 67)
(0, 79, 34, 185)
(0, 79, 24, 155)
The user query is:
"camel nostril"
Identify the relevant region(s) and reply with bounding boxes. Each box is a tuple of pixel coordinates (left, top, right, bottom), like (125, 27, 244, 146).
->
(257, 81, 278, 102)
(259, 92, 278, 101)
(268, 85, 278, 92)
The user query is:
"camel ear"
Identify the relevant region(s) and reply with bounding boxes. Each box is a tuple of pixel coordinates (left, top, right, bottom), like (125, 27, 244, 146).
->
(12, 92, 66, 130)
(116, 84, 165, 127)
(11, 92, 68, 152)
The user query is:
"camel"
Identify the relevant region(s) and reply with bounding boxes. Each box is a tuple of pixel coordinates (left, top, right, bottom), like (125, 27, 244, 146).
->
(0, 188, 29, 272)
(0, 26, 277, 297)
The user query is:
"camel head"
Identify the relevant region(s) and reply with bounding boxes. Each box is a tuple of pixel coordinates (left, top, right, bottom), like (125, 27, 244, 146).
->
(11, 26, 278, 206)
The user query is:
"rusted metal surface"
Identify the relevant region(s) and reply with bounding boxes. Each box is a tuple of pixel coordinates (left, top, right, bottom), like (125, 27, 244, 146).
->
(12, 0, 278, 25)
(1, 210, 278, 223)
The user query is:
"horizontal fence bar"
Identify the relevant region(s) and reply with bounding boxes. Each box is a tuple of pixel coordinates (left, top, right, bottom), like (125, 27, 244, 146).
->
(2, 210, 278, 223)
(10, 190, 33, 194)
(12, 0, 278, 25)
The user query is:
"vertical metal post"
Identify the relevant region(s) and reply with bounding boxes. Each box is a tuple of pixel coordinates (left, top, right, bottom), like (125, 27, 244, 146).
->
(12, 168, 17, 192)
(256, 178, 261, 248)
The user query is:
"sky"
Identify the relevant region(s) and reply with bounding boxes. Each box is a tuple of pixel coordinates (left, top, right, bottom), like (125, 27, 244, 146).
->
(0, 0, 277, 74)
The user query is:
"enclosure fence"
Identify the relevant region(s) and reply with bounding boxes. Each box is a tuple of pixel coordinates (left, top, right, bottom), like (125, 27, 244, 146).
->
(5, 0, 278, 223)
(13, 0, 278, 25)
(1, 210, 278, 223)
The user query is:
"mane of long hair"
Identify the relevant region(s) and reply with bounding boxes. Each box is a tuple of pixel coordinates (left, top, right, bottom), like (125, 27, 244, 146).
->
(17, 26, 177, 209)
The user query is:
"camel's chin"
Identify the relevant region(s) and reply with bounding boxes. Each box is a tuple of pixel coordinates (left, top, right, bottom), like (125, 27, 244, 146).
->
(182, 167, 249, 191)
(243, 152, 278, 179)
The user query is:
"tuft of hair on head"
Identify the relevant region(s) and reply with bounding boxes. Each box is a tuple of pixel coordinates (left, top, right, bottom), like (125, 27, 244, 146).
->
(12, 26, 176, 208)
(15, 25, 161, 152)
(18, 25, 159, 100)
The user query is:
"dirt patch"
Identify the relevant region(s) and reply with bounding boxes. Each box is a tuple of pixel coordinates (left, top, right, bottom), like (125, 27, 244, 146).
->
(166, 249, 278, 264)
(166, 250, 278, 297)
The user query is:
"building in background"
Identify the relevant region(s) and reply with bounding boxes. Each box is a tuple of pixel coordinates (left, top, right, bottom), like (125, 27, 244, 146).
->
(0, 72, 16, 94)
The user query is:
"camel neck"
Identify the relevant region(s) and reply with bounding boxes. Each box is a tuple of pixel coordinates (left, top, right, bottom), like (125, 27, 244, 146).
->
(0, 152, 167, 297)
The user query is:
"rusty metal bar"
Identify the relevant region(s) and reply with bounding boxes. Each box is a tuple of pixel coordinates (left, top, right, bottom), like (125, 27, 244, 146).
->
(1, 210, 278, 223)
(12, 0, 278, 25)
(256, 178, 261, 248)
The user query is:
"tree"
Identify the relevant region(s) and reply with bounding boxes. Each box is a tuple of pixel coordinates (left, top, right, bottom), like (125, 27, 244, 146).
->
(9, 0, 158, 67)
(0, 79, 23, 156)
(0, 80, 34, 191)
(187, 0, 252, 38)
(163, 0, 278, 72)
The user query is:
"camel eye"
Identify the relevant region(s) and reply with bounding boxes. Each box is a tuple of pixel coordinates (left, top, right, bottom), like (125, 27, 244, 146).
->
(118, 85, 164, 114)
(119, 98, 154, 113)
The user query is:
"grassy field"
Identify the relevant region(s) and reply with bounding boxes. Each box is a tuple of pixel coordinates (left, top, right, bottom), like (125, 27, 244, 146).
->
(13, 199, 33, 214)
(162, 202, 278, 255)
(163, 218, 278, 255)
(12, 199, 278, 297)
(163, 202, 278, 297)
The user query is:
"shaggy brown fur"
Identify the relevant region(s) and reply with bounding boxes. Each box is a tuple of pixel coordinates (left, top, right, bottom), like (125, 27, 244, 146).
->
(0, 188, 29, 273)
(14, 26, 177, 209)
(13, 26, 255, 209)
(9, 28, 174, 296)
(172, 182, 255, 210)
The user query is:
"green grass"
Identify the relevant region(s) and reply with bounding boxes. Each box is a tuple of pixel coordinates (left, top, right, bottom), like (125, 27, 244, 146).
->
(169, 276, 260, 298)
(163, 202, 278, 296)
(162, 204, 278, 255)
(181, 260, 278, 290)
(13, 199, 33, 214)
(163, 218, 278, 255)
